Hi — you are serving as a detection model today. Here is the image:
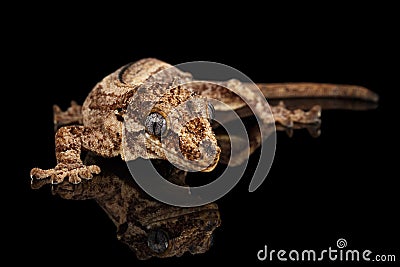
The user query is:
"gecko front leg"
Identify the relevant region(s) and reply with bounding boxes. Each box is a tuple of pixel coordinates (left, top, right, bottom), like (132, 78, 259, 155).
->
(30, 126, 101, 184)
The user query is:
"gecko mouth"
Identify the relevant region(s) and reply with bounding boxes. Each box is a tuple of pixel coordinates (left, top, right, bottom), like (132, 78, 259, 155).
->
(145, 133, 220, 172)
(144, 203, 220, 226)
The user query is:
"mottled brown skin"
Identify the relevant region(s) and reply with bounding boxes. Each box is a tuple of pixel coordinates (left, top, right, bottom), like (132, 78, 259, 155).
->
(30, 58, 378, 184)
(34, 157, 220, 260)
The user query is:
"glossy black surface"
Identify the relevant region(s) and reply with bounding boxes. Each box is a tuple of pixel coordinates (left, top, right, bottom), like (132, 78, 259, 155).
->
(7, 6, 398, 266)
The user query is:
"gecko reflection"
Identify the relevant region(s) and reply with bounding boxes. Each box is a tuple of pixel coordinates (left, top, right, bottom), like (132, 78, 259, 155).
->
(29, 104, 319, 260)
(31, 97, 377, 259)
(32, 157, 220, 260)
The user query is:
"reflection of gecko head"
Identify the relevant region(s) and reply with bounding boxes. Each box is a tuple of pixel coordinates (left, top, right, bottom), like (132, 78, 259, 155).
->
(119, 203, 221, 260)
(42, 156, 221, 260)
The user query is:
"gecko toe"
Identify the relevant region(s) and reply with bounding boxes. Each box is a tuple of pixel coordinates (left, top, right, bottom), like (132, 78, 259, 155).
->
(306, 105, 322, 123)
(51, 171, 67, 184)
(88, 165, 101, 175)
(31, 168, 52, 179)
(78, 168, 93, 180)
(69, 171, 82, 184)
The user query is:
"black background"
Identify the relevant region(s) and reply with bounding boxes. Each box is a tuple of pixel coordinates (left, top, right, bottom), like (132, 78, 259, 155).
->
(6, 3, 398, 266)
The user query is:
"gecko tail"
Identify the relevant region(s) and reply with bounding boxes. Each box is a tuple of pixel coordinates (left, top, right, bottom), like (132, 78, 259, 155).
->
(256, 83, 379, 102)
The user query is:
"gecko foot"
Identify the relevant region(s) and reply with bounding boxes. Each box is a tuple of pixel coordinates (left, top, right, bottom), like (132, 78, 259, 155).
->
(272, 102, 321, 127)
(30, 164, 101, 184)
(53, 101, 83, 129)
(292, 105, 321, 124)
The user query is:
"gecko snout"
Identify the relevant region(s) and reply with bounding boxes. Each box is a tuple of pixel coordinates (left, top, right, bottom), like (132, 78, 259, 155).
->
(178, 117, 221, 172)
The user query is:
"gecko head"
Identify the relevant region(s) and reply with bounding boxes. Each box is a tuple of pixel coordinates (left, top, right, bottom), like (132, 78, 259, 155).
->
(143, 85, 220, 172)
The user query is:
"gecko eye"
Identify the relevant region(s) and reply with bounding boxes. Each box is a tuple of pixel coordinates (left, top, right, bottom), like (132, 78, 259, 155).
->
(145, 113, 167, 137)
(147, 229, 169, 254)
(207, 102, 215, 120)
